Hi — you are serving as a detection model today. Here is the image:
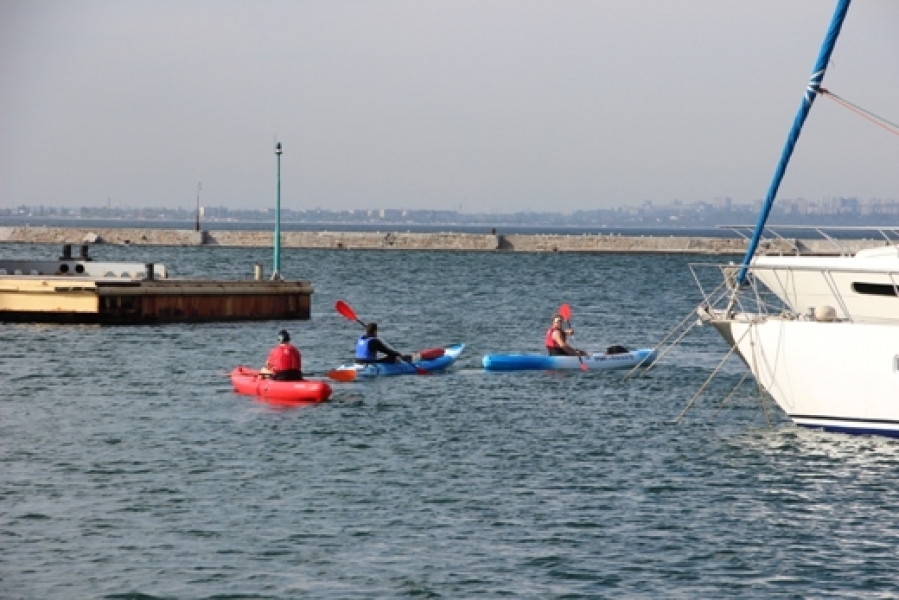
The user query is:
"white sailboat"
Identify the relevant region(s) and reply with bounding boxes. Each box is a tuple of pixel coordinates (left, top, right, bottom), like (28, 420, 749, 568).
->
(695, 0, 899, 436)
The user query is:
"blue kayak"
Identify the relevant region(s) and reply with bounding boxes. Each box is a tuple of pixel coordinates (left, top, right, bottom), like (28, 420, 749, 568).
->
(329, 343, 465, 380)
(482, 348, 656, 371)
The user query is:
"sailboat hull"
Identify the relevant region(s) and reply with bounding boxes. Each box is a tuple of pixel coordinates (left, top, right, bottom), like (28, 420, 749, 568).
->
(713, 316, 899, 436)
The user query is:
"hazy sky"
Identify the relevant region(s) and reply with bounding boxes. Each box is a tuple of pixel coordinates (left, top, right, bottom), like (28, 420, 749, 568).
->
(1, 1, 897, 212)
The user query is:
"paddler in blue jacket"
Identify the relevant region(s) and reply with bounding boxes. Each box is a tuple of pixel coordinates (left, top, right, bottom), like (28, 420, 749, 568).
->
(355, 322, 411, 364)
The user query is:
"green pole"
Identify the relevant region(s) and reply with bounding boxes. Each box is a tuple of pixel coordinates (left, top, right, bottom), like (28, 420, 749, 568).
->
(273, 142, 282, 279)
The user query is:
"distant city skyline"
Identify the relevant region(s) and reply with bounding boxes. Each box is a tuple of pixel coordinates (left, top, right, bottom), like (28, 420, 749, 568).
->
(2, 1, 897, 212)
(5, 193, 898, 229)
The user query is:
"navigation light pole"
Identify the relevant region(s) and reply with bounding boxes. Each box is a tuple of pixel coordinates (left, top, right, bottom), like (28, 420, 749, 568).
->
(273, 142, 282, 280)
(195, 182, 202, 232)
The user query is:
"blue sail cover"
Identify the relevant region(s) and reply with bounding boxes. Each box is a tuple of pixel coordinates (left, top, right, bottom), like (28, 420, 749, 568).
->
(736, 0, 852, 284)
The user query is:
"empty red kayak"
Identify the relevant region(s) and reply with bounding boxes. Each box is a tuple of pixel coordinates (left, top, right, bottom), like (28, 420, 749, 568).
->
(230, 367, 332, 404)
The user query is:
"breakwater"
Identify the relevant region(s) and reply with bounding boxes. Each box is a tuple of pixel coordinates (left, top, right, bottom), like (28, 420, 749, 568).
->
(0, 226, 888, 255)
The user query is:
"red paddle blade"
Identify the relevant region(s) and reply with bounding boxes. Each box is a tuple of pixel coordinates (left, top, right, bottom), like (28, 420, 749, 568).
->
(335, 300, 358, 322)
(558, 303, 572, 321)
(579, 362, 588, 371)
(326, 368, 357, 382)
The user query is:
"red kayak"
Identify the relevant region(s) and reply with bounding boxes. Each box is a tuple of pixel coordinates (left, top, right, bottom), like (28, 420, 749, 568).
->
(230, 367, 332, 404)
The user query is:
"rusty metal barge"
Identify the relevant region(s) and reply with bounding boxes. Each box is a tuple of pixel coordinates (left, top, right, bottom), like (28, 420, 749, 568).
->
(0, 244, 312, 324)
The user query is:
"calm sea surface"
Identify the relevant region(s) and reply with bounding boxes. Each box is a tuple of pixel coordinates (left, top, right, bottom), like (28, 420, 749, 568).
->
(4, 243, 899, 599)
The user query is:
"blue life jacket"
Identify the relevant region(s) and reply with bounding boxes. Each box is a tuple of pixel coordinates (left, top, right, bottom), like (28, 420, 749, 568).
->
(355, 335, 376, 361)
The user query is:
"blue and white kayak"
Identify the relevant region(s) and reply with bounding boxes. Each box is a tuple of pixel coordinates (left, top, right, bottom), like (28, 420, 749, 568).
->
(329, 343, 465, 380)
(482, 348, 656, 372)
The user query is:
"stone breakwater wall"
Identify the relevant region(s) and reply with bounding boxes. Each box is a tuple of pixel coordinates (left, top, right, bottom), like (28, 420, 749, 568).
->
(0, 226, 889, 255)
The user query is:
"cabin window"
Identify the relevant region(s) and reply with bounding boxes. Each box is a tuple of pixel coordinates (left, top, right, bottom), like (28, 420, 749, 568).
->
(852, 282, 899, 297)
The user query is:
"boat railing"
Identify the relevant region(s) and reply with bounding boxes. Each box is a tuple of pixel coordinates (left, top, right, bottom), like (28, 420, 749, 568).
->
(689, 263, 783, 321)
(719, 224, 899, 257)
(0, 259, 168, 280)
(690, 260, 899, 325)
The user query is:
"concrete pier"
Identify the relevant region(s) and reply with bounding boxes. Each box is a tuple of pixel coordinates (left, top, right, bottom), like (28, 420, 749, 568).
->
(0, 225, 890, 255)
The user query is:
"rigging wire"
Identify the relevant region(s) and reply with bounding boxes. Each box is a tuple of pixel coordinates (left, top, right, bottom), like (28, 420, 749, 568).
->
(673, 325, 751, 425)
(621, 310, 698, 381)
(623, 276, 731, 381)
(747, 321, 773, 429)
(818, 88, 899, 137)
(712, 369, 753, 418)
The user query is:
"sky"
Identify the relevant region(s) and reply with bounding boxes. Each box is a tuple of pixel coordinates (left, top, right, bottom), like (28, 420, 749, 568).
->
(1, 0, 897, 213)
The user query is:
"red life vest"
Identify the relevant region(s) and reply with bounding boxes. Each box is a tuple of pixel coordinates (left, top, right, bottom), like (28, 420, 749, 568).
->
(266, 344, 302, 372)
(545, 325, 565, 349)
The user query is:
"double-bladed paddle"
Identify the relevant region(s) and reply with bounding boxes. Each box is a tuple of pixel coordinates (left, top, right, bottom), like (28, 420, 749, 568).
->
(559, 303, 588, 371)
(333, 300, 428, 375)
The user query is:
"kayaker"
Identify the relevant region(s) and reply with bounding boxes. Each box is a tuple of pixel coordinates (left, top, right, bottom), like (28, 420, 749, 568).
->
(261, 329, 303, 380)
(355, 322, 411, 364)
(546, 314, 586, 356)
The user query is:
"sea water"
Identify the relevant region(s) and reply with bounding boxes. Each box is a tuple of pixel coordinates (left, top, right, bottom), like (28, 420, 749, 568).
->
(3, 243, 899, 598)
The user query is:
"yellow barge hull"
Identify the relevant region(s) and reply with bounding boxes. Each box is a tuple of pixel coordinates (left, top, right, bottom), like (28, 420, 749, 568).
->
(0, 277, 313, 323)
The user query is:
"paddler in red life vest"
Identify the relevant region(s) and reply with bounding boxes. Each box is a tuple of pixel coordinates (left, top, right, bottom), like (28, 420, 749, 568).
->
(261, 329, 303, 380)
(355, 322, 412, 364)
(546, 314, 586, 357)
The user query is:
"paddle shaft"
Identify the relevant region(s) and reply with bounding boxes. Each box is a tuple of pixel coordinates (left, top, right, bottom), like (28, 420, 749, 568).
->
(558, 303, 587, 370)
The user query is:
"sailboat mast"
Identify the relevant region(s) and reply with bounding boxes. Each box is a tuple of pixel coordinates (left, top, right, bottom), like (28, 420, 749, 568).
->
(736, 0, 852, 284)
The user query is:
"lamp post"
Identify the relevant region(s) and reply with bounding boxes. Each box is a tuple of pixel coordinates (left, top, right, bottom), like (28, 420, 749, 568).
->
(195, 182, 202, 232)
(272, 142, 282, 280)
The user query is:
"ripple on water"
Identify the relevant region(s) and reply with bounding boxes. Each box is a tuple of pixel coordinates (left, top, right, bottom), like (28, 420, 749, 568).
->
(2, 246, 899, 598)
